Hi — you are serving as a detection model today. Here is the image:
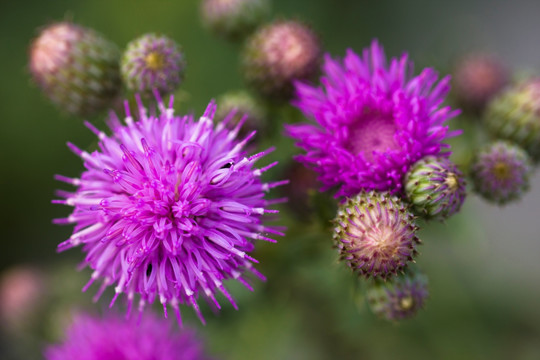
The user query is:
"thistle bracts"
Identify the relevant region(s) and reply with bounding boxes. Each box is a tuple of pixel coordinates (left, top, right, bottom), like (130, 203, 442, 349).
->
(404, 156, 467, 221)
(201, 0, 270, 41)
(29, 22, 121, 117)
(485, 79, 540, 161)
(470, 141, 532, 205)
(121, 33, 185, 97)
(366, 268, 428, 321)
(242, 20, 322, 100)
(333, 191, 420, 280)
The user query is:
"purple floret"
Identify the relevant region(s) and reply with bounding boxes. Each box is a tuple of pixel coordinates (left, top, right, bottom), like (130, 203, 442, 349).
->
(287, 40, 460, 197)
(45, 312, 212, 360)
(53, 94, 285, 323)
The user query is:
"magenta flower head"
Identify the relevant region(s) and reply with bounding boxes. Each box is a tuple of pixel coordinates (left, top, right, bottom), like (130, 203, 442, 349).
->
(121, 34, 186, 97)
(333, 191, 420, 279)
(45, 312, 212, 360)
(287, 40, 460, 197)
(53, 94, 286, 323)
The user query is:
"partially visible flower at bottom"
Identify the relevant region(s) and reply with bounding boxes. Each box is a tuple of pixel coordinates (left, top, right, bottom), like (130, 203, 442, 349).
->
(44, 312, 212, 360)
(53, 95, 286, 323)
(366, 269, 428, 321)
(470, 141, 532, 205)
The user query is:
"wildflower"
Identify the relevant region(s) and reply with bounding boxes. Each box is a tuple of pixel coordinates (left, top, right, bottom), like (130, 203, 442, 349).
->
(470, 141, 532, 205)
(53, 95, 285, 323)
(287, 40, 459, 197)
(29, 22, 121, 117)
(121, 34, 185, 97)
(333, 191, 420, 279)
(45, 312, 212, 360)
(242, 20, 321, 99)
(215, 90, 266, 140)
(404, 156, 466, 220)
(366, 268, 428, 321)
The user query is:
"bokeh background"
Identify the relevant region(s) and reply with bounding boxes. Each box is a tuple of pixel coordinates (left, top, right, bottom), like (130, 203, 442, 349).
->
(1, 0, 540, 359)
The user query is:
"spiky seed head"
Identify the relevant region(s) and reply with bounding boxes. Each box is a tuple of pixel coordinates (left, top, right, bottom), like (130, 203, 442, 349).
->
(453, 53, 509, 112)
(215, 90, 266, 140)
(29, 22, 121, 117)
(333, 191, 420, 280)
(200, 0, 270, 41)
(470, 141, 532, 205)
(242, 20, 322, 100)
(404, 156, 467, 221)
(485, 79, 540, 161)
(366, 268, 428, 321)
(121, 33, 185, 97)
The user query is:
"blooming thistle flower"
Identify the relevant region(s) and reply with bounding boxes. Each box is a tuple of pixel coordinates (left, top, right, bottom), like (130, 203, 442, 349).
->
(201, 0, 270, 41)
(45, 312, 212, 360)
(453, 53, 509, 112)
(29, 22, 121, 117)
(366, 268, 428, 321)
(242, 20, 322, 100)
(470, 141, 532, 205)
(215, 90, 266, 140)
(121, 34, 186, 97)
(485, 79, 540, 161)
(404, 156, 466, 221)
(287, 40, 460, 198)
(333, 191, 420, 279)
(53, 94, 286, 323)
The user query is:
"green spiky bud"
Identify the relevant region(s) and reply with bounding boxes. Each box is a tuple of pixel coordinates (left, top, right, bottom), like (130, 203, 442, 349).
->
(215, 90, 266, 140)
(121, 33, 185, 97)
(470, 141, 532, 205)
(242, 20, 322, 100)
(333, 191, 420, 280)
(366, 268, 428, 321)
(29, 22, 121, 117)
(404, 156, 467, 221)
(485, 79, 540, 161)
(200, 0, 270, 41)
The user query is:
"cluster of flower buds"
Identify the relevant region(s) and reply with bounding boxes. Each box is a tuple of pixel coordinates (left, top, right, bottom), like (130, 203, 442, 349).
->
(29, 22, 186, 117)
(453, 53, 540, 206)
(286, 39, 468, 321)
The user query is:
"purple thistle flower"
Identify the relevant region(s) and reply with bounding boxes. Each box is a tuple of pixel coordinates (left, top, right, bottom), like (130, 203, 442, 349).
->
(45, 312, 212, 360)
(287, 40, 460, 197)
(470, 141, 532, 205)
(53, 94, 286, 323)
(121, 34, 186, 97)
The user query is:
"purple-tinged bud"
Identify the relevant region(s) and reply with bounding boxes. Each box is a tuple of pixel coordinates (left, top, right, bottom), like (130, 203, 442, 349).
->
(121, 33, 185, 97)
(453, 53, 509, 112)
(404, 156, 467, 221)
(366, 268, 428, 321)
(485, 79, 540, 161)
(215, 90, 266, 140)
(0, 266, 46, 331)
(333, 191, 420, 280)
(470, 141, 532, 205)
(29, 22, 121, 117)
(242, 20, 322, 100)
(201, 0, 270, 41)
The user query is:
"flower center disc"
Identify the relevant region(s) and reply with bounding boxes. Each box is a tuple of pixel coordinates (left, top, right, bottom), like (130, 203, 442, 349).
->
(145, 52, 165, 71)
(347, 114, 400, 162)
(492, 161, 510, 181)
